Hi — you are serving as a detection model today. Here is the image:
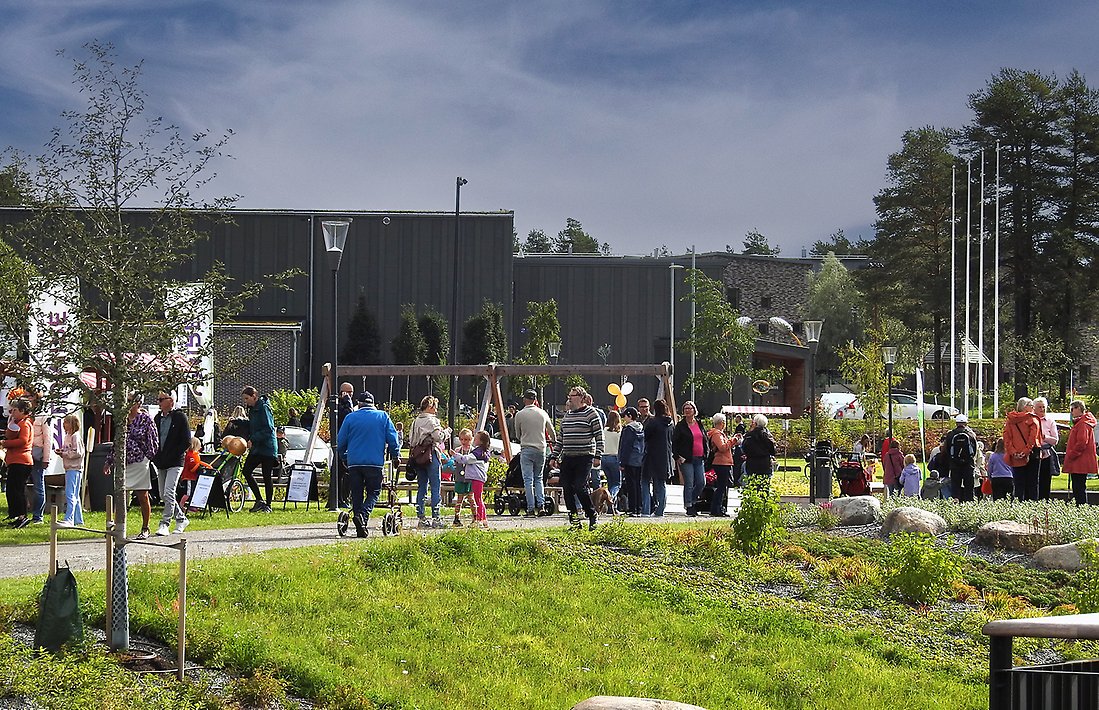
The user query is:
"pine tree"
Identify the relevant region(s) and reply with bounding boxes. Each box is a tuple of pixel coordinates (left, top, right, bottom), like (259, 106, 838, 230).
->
(340, 294, 381, 365)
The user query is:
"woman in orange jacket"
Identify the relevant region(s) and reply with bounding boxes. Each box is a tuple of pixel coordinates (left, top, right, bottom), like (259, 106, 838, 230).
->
(3, 399, 34, 528)
(1063, 400, 1098, 506)
(1003, 397, 1042, 501)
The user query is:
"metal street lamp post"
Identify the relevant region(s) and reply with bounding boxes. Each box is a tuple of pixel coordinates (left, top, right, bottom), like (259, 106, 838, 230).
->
(804, 320, 824, 503)
(669, 264, 684, 375)
(548, 341, 561, 427)
(322, 218, 351, 511)
(449, 177, 468, 432)
(882, 345, 898, 448)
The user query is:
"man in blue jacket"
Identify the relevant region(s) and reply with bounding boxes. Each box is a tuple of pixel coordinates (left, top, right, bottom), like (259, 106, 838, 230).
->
(337, 390, 401, 537)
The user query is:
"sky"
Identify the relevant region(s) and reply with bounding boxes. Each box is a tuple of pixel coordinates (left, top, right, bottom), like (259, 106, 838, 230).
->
(1, 1, 1097, 257)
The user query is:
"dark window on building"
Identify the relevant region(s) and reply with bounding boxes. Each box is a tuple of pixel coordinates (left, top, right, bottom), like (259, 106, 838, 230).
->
(761, 295, 772, 310)
(758, 322, 769, 336)
(1081, 364, 1092, 383)
(726, 286, 740, 310)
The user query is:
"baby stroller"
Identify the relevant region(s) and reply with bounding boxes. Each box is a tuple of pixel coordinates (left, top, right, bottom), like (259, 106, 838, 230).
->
(337, 459, 403, 537)
(835, 450, 872, 497)
(493, 453, 557, 516)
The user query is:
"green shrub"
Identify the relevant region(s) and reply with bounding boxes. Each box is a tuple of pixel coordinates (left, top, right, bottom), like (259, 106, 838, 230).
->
(227, 669, 293, 709)
(269, 388, 320, 426)
(1074, 541, 1099, 613)
(732, 476, 782, 556)
(882, 532, 962, 605)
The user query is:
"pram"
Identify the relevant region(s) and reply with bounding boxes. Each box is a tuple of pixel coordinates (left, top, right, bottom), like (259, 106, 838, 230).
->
(493, 453, 557, 516)
(835, 450, 872, 497)
(337, 459, 403, 537)
(191, 447, 248, 515)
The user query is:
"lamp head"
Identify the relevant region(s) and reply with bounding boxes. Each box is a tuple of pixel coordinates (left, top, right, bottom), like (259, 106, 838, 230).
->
(882, 346, 898, 365)
(804, 320, 824, 344)
(547, 341, 561, 359)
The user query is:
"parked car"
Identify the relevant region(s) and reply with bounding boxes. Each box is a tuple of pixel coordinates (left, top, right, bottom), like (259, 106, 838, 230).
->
(281, 425, 332, 468)
(820, 393, 959, 421)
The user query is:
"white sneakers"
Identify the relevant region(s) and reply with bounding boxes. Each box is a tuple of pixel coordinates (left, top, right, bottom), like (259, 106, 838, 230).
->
(174, 519, 189, 534)
(154, 519, 190, 536)
(156, 523, 171, 537)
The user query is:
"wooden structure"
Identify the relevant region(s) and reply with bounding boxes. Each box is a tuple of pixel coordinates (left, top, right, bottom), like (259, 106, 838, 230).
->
(336, 363, 676, 460)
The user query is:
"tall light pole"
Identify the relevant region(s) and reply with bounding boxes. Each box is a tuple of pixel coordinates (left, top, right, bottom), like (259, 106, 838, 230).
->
(449, 177, 467, 431)
(548, 341, 561, 427)
(669, 263, 684, 378)
(805, 320, 823, 503)
(322, 218, 351, 511)
(690, 246, 696, 403)
(883, 346, 898, 445)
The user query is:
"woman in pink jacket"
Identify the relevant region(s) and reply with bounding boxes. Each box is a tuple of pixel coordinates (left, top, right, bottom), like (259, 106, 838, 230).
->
(1063, 400, 1098, 506)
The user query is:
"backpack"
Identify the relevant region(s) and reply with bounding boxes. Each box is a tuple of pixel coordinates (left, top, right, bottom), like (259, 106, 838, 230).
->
(948, 429, 975, 465)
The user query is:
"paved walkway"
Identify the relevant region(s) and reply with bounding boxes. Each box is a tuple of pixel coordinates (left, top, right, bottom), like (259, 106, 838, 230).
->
(1, 486, 742, 580)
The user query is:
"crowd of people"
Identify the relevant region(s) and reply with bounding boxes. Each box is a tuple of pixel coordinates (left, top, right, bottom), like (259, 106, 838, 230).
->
(875, 396, 1097, 506)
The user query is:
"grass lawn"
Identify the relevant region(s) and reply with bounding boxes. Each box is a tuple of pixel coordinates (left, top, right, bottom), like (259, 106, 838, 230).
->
(1, 520, 1052, 710)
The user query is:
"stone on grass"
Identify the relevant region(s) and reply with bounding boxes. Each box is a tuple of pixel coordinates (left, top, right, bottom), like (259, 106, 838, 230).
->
(974, 520, 1046, 553)
(572, 698, 708, 710)
(1033, 539, 1099, 571)
(881, 506, 948, 537)
(829, 495, 881, 526)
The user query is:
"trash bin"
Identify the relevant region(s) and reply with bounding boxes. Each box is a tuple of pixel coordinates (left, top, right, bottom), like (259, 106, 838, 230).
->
(86, 442, 113, 512)
(812, 440, 835, 500)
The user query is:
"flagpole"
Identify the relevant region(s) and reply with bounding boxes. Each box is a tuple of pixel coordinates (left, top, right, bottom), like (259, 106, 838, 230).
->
(978, 149, 985, 418)
(964, 158, 972, 418)
(993, 141, 1001, 417)
(950, 164, 957, 412)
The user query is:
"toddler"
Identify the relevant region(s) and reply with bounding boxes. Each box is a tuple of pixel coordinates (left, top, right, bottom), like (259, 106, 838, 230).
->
(450, 429, 474, 526)
(898, 453, 921, 497)
(181, 437, 213, 508)
(454, 430, 491, 529)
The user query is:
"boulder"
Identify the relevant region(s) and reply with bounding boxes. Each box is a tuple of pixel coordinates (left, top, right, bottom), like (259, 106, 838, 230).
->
(881, 506, 948, 537)
(974, 520, 1046, 553)
(572, 698, 707, 710)
(829, 495, 882, 526)
(1033, 539, 1099, 571)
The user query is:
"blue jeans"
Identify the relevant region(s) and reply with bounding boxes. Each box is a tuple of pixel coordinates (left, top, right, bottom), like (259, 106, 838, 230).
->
(348, 466, 383, 520)
(642, 470, 666, 516)
(682, 456, 706, 512)
(415, 451, 442, 519)
(601, 455, 621, 497)
(64, 469, 84, 525)
(520, 447, 546, 510)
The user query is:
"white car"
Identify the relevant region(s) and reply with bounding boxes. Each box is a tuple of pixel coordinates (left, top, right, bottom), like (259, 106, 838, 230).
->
(820, 393, 959, 421)
(281, 426, 332, 468)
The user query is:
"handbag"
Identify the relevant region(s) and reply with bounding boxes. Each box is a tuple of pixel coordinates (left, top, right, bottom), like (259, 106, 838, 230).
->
(980, 477, 992, 495)
(409, 436, 434, 467)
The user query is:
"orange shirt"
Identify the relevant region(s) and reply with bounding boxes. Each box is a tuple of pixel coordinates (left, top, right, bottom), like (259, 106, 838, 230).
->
(3, 418, 33, 466)
(1003, 411, 1041, 465)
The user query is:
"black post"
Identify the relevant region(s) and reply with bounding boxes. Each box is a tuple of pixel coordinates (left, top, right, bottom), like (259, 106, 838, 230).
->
(988, 635, 1013, 710)
(809, 343, 818, 504)
(448, 176, 467, 433)
(886, 361, 895, 448)
(326, 267, 340, 511)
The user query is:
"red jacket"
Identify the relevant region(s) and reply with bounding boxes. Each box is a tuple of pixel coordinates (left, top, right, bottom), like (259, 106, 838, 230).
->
(1063, 411, 1098, 475)
(2, 418, 32, 466)
(1003, 410, 1041, 466)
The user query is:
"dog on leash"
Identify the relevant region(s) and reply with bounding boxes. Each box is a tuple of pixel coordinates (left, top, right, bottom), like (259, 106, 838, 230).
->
(590, 486, 616, 515)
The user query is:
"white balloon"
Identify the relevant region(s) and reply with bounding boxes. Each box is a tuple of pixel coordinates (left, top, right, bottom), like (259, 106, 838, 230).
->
(621, 381, 634, 395)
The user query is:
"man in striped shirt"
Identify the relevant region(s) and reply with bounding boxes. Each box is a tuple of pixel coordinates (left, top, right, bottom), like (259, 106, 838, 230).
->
(548, 386, 604, 529)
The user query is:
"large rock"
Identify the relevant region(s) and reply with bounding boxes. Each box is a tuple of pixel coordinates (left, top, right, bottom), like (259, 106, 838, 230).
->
(1034, 539, 1099, 571)
(830, 495, 882, 526)
(974, 520, 1046, 553)
(572, 698, 707, 710)
(881, 506, 948, 537)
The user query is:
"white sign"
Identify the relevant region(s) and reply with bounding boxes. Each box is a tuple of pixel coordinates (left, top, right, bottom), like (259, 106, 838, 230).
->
(166, 283, 213, 407)
(190, 474, 216, 510)
(286, 465, 315, 503)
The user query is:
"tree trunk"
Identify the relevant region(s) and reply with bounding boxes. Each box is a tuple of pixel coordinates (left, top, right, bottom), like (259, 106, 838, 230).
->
(110, 407, 131, 652)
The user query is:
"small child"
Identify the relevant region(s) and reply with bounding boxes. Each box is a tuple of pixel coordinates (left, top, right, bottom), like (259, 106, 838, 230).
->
(454, 430, 491, 530)
(181, 437, 213, 508)
(450, 429, 474, 526)
(898, 453, 921, 497)
(54, 414, 85, 526)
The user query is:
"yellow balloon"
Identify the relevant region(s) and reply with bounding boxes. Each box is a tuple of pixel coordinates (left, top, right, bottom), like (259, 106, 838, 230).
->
(607, 383, 621, 396)
(616, 393, 627, 408)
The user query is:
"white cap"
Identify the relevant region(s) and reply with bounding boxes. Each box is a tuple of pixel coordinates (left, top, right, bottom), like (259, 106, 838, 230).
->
(955, 414, 968, 424)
